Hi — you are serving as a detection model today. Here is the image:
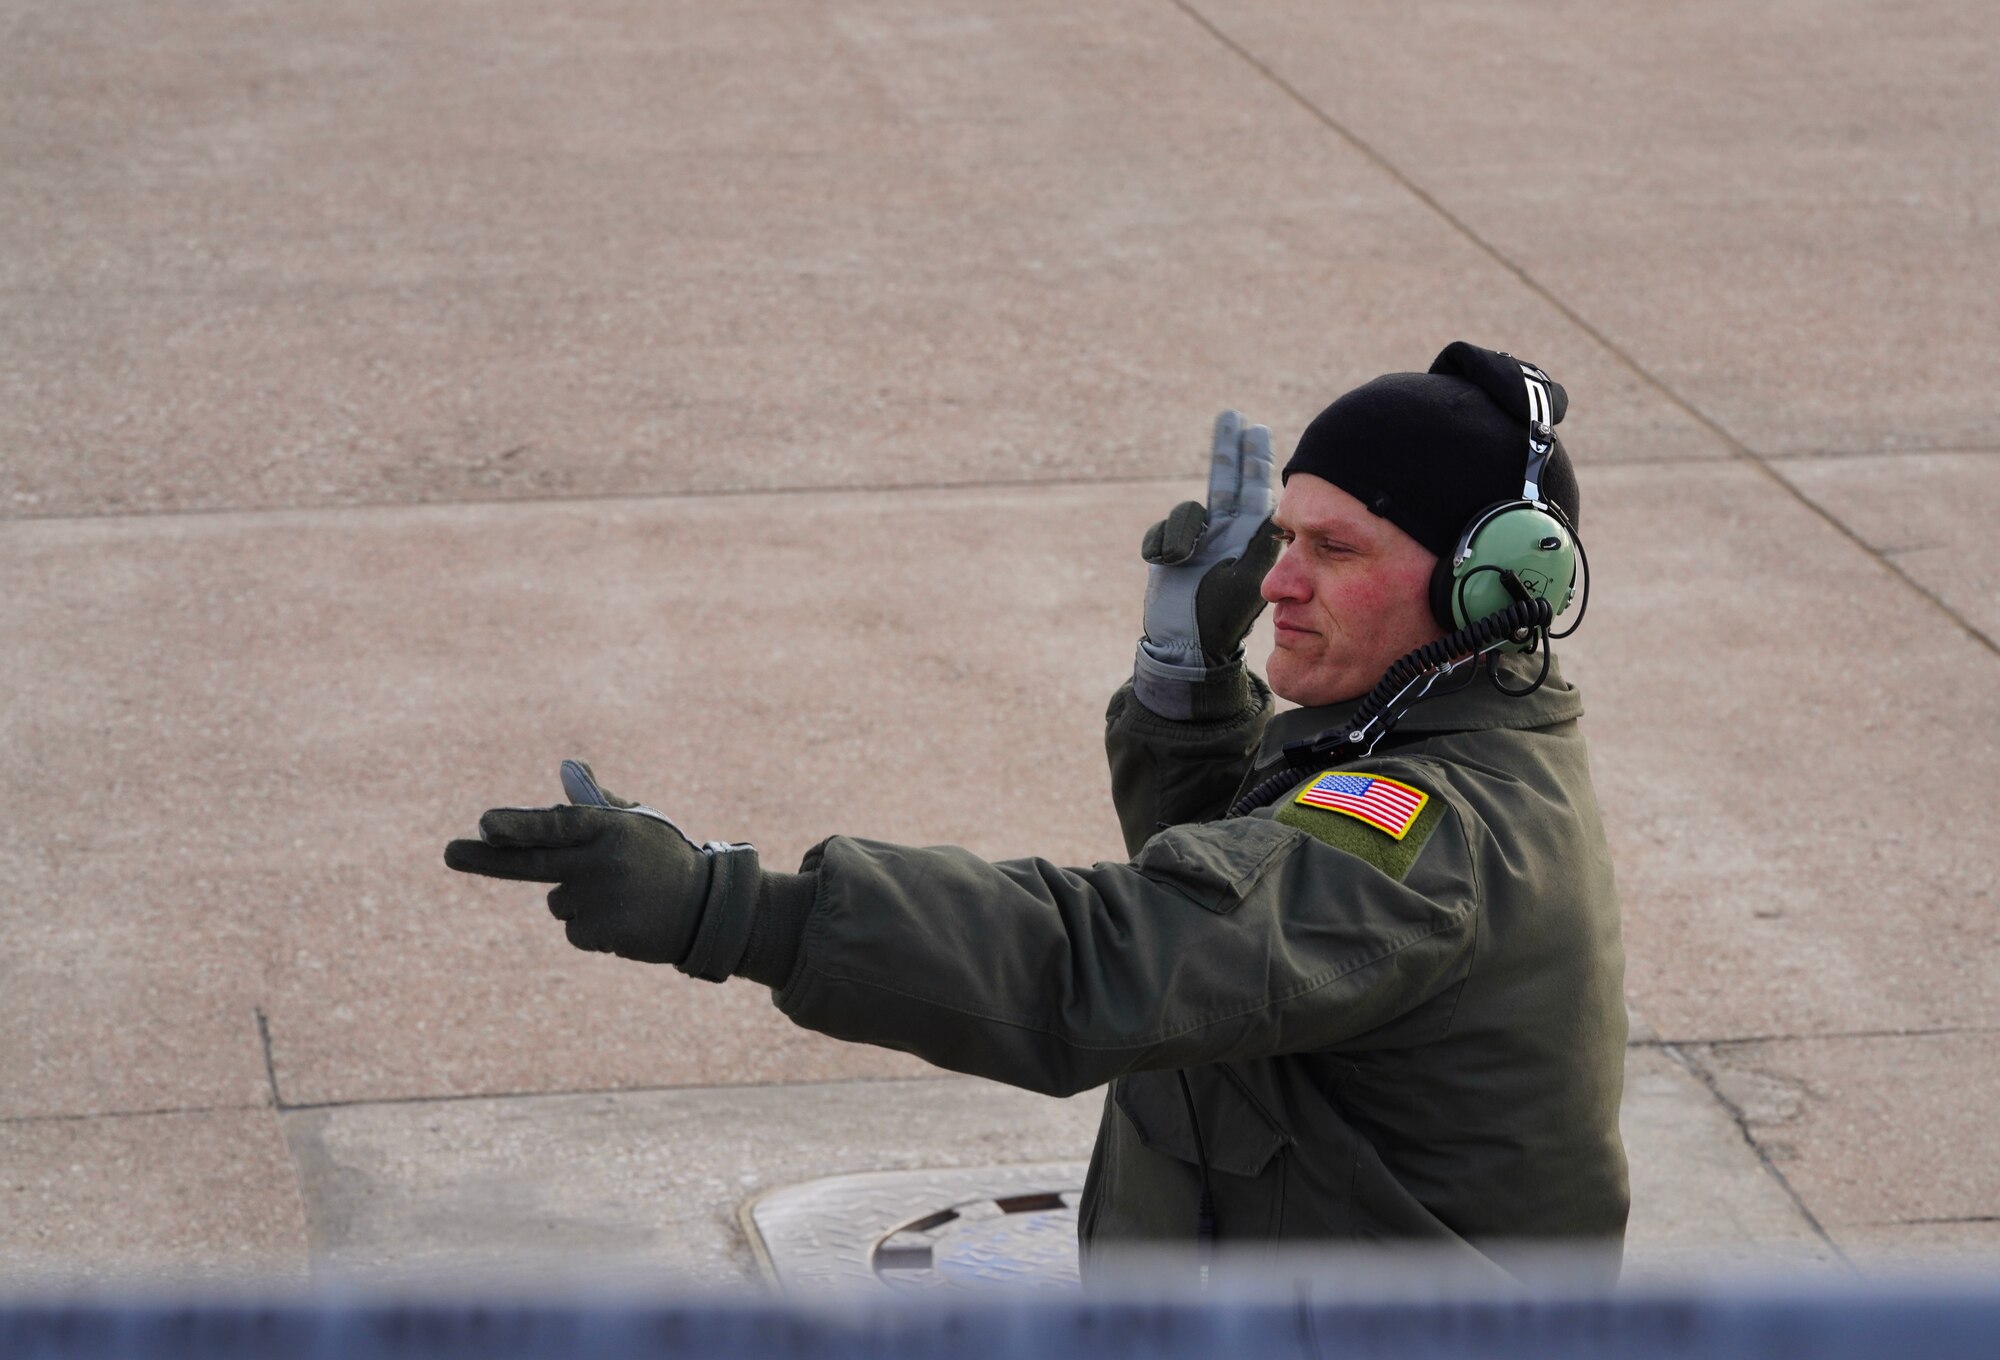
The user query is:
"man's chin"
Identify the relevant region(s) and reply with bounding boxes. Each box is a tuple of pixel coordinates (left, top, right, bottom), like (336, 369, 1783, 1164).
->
(1266, 649, 1319, 707)
(1266, 648, 1361, 710)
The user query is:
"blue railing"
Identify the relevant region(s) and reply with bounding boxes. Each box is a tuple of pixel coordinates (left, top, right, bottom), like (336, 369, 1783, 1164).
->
(4, 1278, 2000, 1359)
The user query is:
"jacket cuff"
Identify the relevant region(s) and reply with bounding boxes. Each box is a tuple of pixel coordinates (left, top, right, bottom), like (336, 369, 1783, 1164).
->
(678, 845, 762, 983)
(736, 867, 819, 988)
(1132, 641, 1255, 723)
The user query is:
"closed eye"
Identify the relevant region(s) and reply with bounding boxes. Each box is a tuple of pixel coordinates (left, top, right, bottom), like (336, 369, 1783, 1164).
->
(1275, 525, 1361, 556)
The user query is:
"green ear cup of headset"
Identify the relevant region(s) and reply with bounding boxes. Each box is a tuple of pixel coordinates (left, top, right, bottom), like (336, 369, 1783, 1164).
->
(1427, 502, 1578, 639)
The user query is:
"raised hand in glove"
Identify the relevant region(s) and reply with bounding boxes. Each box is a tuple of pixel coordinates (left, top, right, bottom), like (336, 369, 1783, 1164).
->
(443, 759, 770, 980)
(1134, 410, 1282, 719)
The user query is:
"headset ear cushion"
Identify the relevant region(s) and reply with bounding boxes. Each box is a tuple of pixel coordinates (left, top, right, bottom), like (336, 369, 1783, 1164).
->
(1427, 549, 1462, 631)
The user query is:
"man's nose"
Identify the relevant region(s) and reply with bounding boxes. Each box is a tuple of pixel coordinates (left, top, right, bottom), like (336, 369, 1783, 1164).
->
(1260, 545, 1306, 603)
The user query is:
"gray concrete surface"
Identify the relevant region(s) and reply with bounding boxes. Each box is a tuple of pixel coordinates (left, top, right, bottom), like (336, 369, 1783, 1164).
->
(4, 0, 1997, 1288)
(1194, 0, 2000, 457)
(1776, 452, 2000, 645)
(0, 0, 1711, 520)
(1617, 1049, 1838, 1279)
(0, 1109, 306, 1285)
(1564, 461, 2000, 1042)
(285, 1077, 1104, 1289)
(266, 1057, 1831, 1291)
(1692, 1034, 2000, 1233)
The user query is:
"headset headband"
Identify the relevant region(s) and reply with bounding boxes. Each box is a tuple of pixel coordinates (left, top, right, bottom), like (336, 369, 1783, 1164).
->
(1519, 360, 1555, 505)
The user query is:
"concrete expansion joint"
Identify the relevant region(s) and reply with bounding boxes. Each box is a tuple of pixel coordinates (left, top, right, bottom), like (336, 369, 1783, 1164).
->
(1760, 461, 2000, 659)
(1661, 1043, 1853, 1272)
(251, 1009, 320, 1263)
(271, 1072, 978, 1117)
(0, 470, 1205, 531)
(0, 1102, 271, 1128)
(1671, 1023, 2000, 1049)
(1767, 444, 2000, 462)
(1162, 1, 1727, 457)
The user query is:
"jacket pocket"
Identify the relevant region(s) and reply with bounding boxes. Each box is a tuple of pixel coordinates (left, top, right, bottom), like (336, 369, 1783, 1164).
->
(1131, 818, 1303, 915)
(1113, 1067, 1287, 1178)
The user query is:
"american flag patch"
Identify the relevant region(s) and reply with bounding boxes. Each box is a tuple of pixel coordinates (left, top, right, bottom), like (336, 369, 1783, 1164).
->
(1294, 771, 1429, 839)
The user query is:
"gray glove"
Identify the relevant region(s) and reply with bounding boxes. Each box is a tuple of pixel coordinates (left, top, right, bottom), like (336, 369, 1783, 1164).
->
(1134, 411, 1281, 719)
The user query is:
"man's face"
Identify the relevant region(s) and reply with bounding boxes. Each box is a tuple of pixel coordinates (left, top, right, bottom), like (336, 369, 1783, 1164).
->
(1260, 473, 1446, 707)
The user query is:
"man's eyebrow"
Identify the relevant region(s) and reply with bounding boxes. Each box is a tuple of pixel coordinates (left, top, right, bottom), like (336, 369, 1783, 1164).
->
(1276, 513, 1369, 541)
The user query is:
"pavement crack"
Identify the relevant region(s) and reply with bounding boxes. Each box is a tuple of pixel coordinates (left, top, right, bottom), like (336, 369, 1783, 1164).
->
(1663, 1044, 1853, 1271)
(255, 1006, 287, 1111)
(1163, 0, 2000, 666)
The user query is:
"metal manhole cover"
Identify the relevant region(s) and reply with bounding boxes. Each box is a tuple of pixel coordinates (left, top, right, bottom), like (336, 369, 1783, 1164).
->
(741, 1162, 1089, 1294)
(871, 1190, 1080, 1291)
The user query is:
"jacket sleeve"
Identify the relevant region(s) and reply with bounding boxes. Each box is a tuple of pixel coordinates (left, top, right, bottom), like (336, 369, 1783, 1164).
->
(1104, 665, 1274, 857)
(767, 770, 1480, 1097)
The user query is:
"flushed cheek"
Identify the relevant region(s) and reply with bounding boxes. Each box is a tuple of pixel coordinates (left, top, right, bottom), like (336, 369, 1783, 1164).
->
(1327, 574, 1403, 623)
(1334, 562, 1435, 640)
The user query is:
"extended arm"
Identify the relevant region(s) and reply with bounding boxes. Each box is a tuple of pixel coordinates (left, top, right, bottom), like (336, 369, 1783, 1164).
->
(756, 804, 1478, 1096)
(446, 759, 1480, 1099)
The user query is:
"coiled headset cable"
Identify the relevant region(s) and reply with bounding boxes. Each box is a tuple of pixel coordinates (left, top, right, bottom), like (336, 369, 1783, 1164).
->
(1226, 594, 1556, 818)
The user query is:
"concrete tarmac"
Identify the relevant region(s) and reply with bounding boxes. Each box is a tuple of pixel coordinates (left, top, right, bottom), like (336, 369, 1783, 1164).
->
(3, 0, 1996, 1285)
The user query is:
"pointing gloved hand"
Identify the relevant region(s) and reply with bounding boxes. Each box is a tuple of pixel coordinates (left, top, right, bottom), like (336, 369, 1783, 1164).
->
(444, 760, 808, 983)
(1134, 410, 1282, 720)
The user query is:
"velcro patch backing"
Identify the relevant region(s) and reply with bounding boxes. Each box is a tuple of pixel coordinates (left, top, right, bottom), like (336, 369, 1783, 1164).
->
(1276, 773, 1444, 882)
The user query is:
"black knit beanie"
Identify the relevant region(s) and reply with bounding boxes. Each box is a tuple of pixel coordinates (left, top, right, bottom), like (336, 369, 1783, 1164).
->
(1282, 341, 1581, 558)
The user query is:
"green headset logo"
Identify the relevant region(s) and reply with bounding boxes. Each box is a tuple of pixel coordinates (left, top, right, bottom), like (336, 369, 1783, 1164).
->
(1511, 567, 1555, 598)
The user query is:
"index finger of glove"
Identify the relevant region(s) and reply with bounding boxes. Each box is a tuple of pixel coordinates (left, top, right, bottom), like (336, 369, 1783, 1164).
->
(478, 804, 602, 849)
(1141, 500, 1210, 565)
(1207, 410, 1246, 516)
(444, 837, 587, 884)
(560, 759, 638, 811)
(1239, 423, 1275, 519)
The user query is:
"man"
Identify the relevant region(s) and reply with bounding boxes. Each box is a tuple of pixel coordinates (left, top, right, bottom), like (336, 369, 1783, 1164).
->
(445, 341, 1629, 1280)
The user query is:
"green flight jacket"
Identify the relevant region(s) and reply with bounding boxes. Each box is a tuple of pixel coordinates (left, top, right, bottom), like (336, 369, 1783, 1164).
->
(754, 653, 1628, 1280)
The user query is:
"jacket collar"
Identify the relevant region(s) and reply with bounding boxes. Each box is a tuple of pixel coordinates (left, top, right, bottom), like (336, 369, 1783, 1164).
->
(1257, 652, 1583, 762)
